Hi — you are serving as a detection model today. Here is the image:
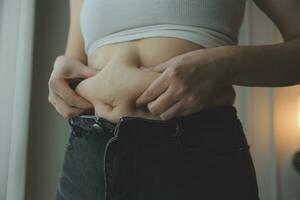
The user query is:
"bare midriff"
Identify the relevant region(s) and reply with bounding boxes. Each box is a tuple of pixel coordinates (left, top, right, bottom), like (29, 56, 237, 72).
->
(75, 37, 236, 123)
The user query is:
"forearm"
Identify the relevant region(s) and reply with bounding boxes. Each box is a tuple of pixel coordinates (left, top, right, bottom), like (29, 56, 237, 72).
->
(65, 0, 87, 65)
(218, 37, 300, 87)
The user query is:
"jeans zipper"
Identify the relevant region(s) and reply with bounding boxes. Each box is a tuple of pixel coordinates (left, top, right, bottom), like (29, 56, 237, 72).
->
(103, 116, 135, 200)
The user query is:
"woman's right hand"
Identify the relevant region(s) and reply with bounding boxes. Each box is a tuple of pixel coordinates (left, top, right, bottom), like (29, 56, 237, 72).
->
(48, 55, 98, 118)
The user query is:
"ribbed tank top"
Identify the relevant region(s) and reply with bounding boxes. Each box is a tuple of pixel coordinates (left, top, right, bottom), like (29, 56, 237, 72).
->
(80, 0, 247, 56)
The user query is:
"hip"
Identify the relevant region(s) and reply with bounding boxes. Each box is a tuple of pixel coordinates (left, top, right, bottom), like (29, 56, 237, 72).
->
(55, 105, 260, 200)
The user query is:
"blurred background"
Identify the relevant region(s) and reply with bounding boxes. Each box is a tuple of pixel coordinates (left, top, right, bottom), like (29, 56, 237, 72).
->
(0, 0, 300, 200)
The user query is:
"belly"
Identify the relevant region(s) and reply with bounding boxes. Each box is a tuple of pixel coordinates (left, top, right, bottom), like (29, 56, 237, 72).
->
(75, 37, 236, 123)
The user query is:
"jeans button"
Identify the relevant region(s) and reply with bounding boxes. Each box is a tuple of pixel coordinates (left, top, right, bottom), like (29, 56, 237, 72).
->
(93, 123, 104, 132)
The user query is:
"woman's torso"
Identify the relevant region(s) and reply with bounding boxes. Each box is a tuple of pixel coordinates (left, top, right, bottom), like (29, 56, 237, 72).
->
(75, 37, 236, 123)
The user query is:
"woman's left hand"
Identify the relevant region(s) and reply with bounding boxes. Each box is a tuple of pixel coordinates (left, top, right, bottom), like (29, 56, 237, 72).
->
(135, 48, 234, 120)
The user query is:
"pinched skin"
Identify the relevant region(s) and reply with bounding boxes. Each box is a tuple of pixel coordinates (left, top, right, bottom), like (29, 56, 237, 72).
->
(75, 37, 236, 123)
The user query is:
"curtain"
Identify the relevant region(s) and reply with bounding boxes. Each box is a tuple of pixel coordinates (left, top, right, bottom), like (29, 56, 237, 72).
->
(0, 0, 35, 200)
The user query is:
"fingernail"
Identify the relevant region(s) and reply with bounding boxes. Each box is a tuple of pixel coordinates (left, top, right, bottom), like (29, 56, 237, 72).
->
(136, 100, 142, 107)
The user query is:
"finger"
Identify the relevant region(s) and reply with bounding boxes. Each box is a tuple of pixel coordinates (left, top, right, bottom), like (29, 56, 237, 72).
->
(52, 85, 94, 116)
(52, 79, 94, 109)
(52, 93, 86, 118)
(75, 65, 98, 78)
(136, 74, 169, 106)
(147, 85, 178, 115)
(160, 100, 185, 120)
(141, 62, 168, 73)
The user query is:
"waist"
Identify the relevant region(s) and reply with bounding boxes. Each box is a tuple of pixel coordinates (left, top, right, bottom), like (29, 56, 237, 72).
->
(75, 37, 236, 123)
(69, 105, 249, 148)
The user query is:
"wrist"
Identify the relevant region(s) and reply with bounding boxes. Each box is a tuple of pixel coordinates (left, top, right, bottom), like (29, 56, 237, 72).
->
(184, 46, 240, 86)
(192, 45, 240, 86)
(215, 45, 240, 86)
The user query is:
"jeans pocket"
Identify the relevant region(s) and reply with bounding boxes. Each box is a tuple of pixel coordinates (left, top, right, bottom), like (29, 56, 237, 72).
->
(173, 118, 250, 155)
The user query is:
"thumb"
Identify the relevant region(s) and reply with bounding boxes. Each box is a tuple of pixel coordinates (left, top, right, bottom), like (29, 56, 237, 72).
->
(77, 65, 98, 78)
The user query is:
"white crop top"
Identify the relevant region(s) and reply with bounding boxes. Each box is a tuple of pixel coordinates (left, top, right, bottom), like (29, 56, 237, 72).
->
(80, 0, 247, 56)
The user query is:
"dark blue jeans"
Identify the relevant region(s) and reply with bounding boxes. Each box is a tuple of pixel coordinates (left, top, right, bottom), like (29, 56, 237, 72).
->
(55, 105, 260, 200)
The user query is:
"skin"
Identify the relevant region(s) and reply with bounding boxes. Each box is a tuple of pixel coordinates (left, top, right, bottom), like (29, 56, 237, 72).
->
(48, 55, 98, 118)
(48, 0, 300, 120)
(135, 49, 236, 120)
(135, 0, 300, 119)
(48, 0, 97, 118)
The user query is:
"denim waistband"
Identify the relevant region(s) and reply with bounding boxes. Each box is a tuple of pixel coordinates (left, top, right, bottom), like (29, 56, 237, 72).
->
(126, 105, 239, 137)
(68, 105, 238, 135)
(68, 114, 116, 134)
